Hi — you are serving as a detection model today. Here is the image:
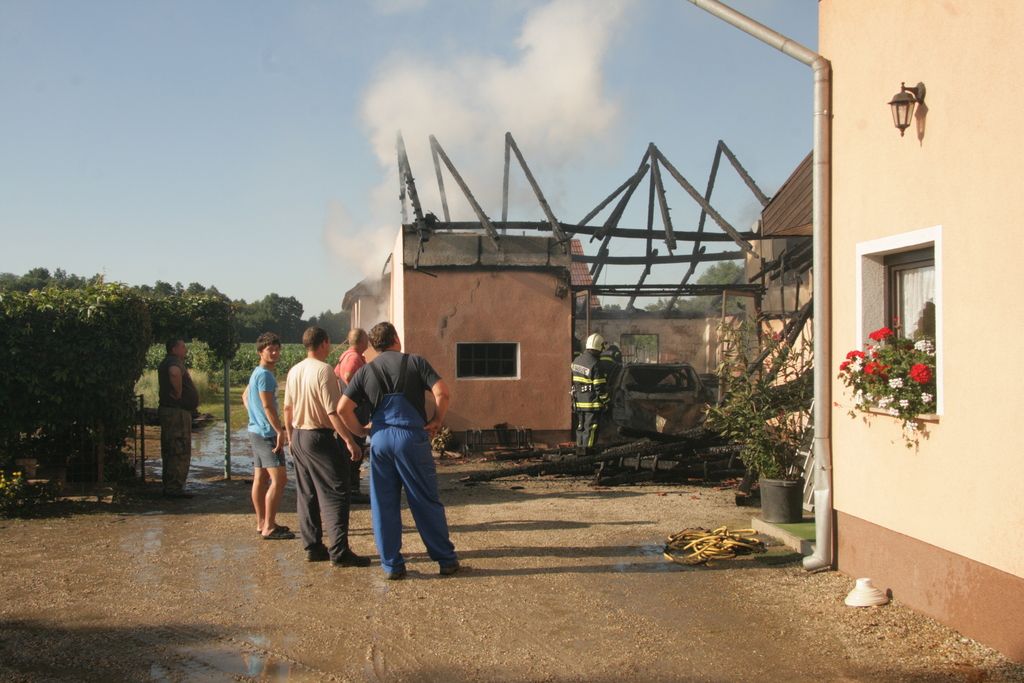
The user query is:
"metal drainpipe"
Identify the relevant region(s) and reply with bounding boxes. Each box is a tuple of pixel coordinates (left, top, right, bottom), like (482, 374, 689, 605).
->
(686, 0, 833, 571)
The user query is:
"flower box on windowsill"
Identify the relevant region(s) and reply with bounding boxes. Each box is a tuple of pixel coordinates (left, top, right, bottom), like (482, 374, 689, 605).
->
(839, 328, 938, 446)
(861, 407, 938, 422)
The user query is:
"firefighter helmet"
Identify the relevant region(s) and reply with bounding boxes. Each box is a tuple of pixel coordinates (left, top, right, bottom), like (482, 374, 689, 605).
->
(585, 333, 605, 351)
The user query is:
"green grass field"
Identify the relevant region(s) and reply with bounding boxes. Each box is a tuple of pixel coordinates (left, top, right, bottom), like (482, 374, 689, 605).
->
(199, 385, 249, 431)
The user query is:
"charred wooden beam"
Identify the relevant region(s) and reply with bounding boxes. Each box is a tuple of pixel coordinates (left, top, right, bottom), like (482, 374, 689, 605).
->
(719, 140, 770, 207)
(574, 165, 646, 229)
(429, 135, 501, 248)
(651, 145, 755, 255)
(666, 141, 722, 313)
(505, 132, 569, 246)
(574, 250, 743, 266)
(420, 221, 761, 241)
(430, 142, 451, 223)
(651, 152, 677, 253)
(585, 283, 762, 298)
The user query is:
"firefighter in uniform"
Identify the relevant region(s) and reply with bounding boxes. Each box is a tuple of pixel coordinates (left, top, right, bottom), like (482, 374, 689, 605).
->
(571, 333, 609, 456)
(599, 343, 623, 390)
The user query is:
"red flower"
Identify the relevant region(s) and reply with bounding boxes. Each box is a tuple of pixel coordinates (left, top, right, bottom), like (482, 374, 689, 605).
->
(869, 327, 894, 342)
(909, 363, 932, 384)
(864, 361, 888, 378)
(846, 350, 865, 360)
(839, 360, 851, 371)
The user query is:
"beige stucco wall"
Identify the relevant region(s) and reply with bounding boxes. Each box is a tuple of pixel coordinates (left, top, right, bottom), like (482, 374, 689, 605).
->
(822, 0, 1024, 579)
(394, 257, 573, 436)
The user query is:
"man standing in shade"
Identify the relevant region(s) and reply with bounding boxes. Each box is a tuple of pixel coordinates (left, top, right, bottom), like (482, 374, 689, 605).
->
(157, 338, 199, 498)
(338, 322, 459, 580)
(283, 326, 370, 568)
(334, 328, 371, 504)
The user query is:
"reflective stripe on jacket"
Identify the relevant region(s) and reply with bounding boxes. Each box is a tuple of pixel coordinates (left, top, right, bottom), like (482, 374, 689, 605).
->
(570, 350, 608, 412)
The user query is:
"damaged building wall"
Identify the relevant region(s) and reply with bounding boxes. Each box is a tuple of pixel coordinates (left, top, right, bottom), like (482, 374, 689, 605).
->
(382, 228, 573, 445)
(587, 316, 723, 373)
(401, 268, 572, 442)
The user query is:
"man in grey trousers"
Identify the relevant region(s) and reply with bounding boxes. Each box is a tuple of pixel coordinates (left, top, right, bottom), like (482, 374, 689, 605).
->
(283, 326, 371, 568)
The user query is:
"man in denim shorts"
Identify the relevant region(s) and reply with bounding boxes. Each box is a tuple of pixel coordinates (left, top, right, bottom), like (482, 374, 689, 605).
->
(243, 332, 294, 540)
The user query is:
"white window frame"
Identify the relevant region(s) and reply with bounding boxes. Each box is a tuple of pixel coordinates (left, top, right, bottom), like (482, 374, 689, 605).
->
(455, 342, 521, 381)
(855, 225, 943, 415)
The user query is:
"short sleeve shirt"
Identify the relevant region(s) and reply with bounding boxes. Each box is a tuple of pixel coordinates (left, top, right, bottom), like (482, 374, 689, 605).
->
(284, 357, 342, 430)
(246, 366, 278, 439)
(335, 348, 366, 386)
(343, 351, 441, 422)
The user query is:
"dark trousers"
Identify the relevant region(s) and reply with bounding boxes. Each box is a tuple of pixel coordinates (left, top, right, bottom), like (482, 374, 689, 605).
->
(290, 429, 352, 561)
(575, 410, 601, 451)
(349, 436, 366, 492)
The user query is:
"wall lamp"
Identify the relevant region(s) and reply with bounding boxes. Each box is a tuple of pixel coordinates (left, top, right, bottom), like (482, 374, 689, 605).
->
(888, 82, 926, 137)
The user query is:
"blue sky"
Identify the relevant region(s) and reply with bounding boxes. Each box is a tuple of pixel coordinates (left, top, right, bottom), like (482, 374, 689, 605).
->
(0, 0, 817, 316)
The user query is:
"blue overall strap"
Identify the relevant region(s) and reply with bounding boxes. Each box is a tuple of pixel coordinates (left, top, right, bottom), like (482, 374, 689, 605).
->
(368, 353, 410, 401)
(368, 354, 421, 431)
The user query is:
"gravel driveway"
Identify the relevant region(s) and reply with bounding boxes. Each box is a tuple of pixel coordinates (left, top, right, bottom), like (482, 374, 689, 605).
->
(1, 446, 1021, 682)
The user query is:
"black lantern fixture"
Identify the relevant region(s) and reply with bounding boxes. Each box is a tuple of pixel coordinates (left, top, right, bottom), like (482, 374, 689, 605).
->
(888, 82, 926, 137)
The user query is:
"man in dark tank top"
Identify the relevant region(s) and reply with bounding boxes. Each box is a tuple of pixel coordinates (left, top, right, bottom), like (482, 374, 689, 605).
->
(157, 338, 199, 498)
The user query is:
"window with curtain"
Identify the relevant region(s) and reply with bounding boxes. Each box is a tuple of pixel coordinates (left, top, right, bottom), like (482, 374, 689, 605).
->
(885, 247, 935, 339)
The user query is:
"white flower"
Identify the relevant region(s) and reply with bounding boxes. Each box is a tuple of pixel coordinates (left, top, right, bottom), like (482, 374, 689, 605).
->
(921, 393, 933, 404)
(903, 420, 919, 432)
(888, 408, 900, 416)
(914, 339, 935, 354)
(851, 358, 863, 372)
(888, 378, 904, 389)
(865, 393, 875, 402)
(899, 399, 910, 408)
(877, 397, 891, 408)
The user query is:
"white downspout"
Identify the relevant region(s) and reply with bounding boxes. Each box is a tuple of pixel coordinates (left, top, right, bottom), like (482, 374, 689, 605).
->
(685, 0, 833, 571)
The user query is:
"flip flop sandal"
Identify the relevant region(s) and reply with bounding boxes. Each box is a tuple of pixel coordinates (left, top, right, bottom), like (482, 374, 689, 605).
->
(262, 526, 295, 540)
(257, 525, 290, 536)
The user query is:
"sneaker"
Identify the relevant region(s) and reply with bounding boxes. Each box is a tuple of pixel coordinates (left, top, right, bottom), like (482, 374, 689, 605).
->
(384, 567, 407, 580)
(306, 544, 330, 562)
(439, 561, 461, 576)
(331, 549, 371, 568)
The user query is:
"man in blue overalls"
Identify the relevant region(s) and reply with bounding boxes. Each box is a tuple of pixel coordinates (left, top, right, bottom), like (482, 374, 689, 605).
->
(338, 322, 459, 580)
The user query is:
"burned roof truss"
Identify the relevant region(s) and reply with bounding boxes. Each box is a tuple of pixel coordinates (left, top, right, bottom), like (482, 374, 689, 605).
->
(397, 132, 800, 315)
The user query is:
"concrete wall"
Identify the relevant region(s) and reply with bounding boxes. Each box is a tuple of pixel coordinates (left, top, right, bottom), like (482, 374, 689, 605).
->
(400, 267, 573, 440)
(821, 0, 1024, 659)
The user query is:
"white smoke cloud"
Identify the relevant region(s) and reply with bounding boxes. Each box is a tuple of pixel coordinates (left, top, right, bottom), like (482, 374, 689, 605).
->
(325, 0, 632, 279)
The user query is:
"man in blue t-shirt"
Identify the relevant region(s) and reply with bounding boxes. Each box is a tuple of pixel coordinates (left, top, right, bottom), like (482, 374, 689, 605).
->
(242, 332, 294, 540)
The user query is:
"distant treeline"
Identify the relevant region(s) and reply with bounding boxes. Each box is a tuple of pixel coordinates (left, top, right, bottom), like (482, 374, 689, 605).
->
(0, 267, 350, 343)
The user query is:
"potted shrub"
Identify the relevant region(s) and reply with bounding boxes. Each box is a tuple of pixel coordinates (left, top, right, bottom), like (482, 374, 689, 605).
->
(838, 326, 936, 446)
(708, 320, 813, 523)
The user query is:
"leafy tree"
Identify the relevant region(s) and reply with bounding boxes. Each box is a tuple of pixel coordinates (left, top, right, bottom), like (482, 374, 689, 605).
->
(235, 293, 305, 342)
(306, 309, 350, 342)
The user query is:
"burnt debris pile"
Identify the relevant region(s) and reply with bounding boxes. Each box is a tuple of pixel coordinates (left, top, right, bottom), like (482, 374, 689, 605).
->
(459, 427, 744, 487)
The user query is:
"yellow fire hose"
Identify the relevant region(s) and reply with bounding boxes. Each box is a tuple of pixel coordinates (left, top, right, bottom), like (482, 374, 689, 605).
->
(662, 526, 766, 566)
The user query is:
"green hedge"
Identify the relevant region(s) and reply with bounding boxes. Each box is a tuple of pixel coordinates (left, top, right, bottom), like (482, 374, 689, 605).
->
(0, 285, 240, 480)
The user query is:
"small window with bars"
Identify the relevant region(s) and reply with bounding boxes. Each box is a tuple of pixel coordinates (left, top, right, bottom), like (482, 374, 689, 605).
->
(456, 343, 519, 379)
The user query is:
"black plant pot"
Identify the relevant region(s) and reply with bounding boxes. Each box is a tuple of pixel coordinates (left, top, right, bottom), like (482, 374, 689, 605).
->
(760, 477, 805, 523)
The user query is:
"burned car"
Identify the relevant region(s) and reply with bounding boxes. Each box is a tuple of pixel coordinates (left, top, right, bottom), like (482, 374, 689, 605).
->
(604, 362, 716, 440)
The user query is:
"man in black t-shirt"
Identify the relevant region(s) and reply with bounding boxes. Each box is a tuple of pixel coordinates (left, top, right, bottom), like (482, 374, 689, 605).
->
(338, 322, 459, 580)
